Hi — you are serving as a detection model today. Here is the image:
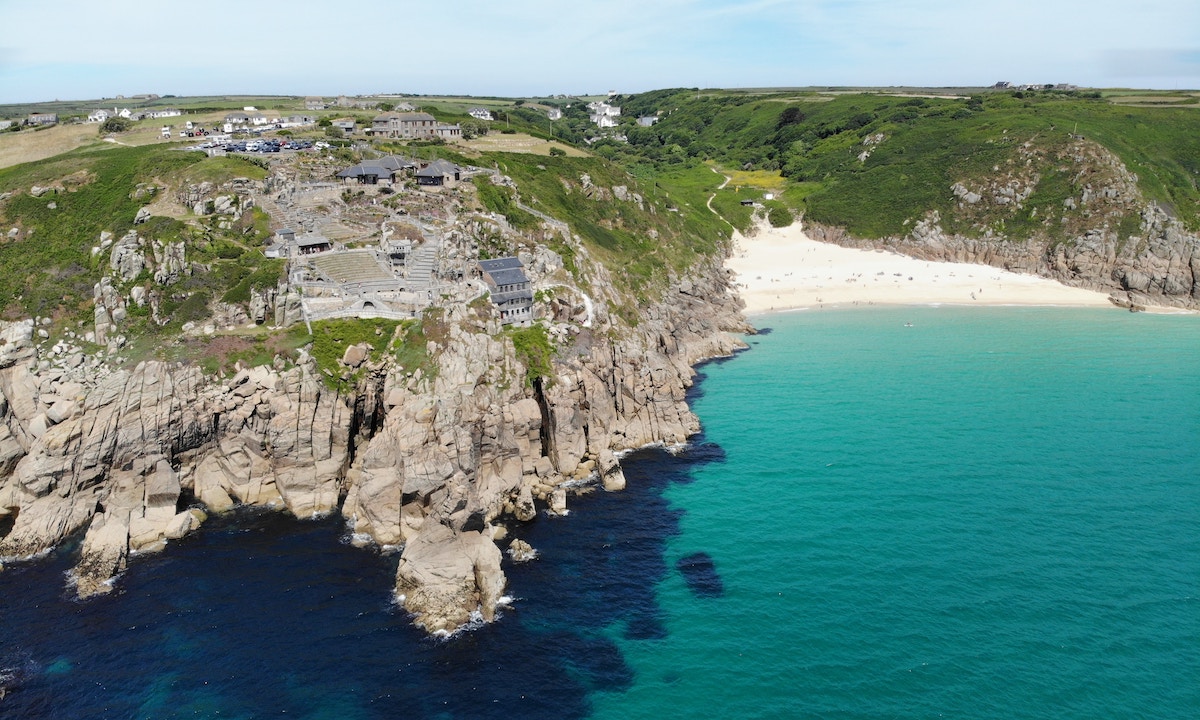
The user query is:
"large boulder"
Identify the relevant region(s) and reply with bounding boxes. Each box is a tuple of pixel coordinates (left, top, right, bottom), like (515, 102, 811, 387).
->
(394, 523, 505, 634)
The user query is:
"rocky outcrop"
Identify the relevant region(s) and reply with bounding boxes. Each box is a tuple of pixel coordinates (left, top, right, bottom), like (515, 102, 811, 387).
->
(0, 347, 354, 587)
(809, 206, 1199, 309)
(807, 138, 1200, 309)
(109, 230, 145, 282)
(0, 244, 748, 635)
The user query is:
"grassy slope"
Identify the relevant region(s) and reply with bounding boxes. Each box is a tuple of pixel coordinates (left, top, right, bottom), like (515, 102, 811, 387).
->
(477, 153, 730, 301)
(610, 89, 1200, 239)
(0, 144, 279, 326)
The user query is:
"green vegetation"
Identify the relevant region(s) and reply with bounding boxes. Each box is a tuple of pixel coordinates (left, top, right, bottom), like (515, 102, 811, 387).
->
(292, 318, 400, 392)
(507, 323, 554, 387)
(482, 153, 731, 316)
(767, 204, 793, 228)
(606, 88, 1200, 237)
(391, 318, 435, 379)
(99, 117, 132, 134)
(471, 175, 538, 229)
(0, 143, 200, 317)
(0, 143, 285, 333)
(220, 258, 285, 304)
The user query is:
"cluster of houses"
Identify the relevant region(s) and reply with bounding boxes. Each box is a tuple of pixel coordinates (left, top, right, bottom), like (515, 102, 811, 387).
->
(87, 107, 181, 123)
(304, 96, 419, 111)
(223, 109, 315, 132)
(993, 81, 1079, 91)
(587, 101, 621, 128)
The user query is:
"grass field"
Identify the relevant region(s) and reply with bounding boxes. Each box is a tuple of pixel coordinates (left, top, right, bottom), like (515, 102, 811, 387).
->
(462, 133, 588, 157)
(0, 124, 104, 169)
(722, 168, 787, 191)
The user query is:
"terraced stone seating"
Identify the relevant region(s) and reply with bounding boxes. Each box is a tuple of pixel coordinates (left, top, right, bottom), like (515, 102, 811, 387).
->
(311, 250, 393, 285)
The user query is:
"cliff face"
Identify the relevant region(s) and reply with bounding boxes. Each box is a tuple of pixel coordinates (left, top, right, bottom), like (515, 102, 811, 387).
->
(0, 256, 748, 634)
(808, 138, 1200, 309)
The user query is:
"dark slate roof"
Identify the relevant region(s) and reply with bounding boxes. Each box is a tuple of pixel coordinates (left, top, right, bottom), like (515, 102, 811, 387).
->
(337, 159, 408, 178)
(376, 155, 416, 170)
(478, 257, 523, 273)
(416, 159, 460, 178)
(296, 235, 331, 247)
(336, 164, 375, 178)
(485, 268, 529, 287)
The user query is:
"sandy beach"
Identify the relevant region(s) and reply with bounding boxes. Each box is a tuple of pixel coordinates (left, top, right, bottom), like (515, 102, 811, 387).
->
(727, 222, 1117, 315)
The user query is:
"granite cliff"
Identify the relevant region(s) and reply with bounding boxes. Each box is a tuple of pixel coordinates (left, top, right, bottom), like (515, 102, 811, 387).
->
(807, 138, 1199, 309)
(0, 252, 747, 633)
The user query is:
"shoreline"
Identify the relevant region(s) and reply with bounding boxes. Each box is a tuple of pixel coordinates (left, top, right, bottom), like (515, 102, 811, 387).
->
(725, 222, 1194, 317)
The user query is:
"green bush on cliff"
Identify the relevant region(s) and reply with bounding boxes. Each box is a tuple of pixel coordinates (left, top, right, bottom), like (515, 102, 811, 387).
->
(298, 318, 400, 392)
(507, 323, 554, 387)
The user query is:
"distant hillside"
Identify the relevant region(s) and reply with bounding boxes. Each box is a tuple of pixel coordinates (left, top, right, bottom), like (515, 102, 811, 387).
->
(603, 88, 1200, 237)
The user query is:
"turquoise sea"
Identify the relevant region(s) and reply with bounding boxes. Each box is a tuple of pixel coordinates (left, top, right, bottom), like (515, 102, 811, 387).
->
(1, 306, 1197, 718)
(594, 306, 1200, 719)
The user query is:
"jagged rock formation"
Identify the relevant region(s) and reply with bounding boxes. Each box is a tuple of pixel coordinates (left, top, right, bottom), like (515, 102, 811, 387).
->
(808, 138, 1200, 309)
(0, 253, 749, 633)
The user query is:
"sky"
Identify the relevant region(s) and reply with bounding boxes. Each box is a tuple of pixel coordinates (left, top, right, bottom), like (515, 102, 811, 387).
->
(1, 0, 1198, 103)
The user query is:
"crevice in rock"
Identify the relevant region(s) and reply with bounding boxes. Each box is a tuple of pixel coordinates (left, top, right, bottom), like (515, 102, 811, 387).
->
(176, 487, 199, 514)
(346, 371, 387, 468)
(532, 377, 553, 461)
(0, 508, 16, 540)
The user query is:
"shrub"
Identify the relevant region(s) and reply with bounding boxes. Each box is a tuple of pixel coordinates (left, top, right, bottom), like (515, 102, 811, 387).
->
(767, 206, 793, 228)
(100, 117, 132, 134)
(507, 323, 554, 386)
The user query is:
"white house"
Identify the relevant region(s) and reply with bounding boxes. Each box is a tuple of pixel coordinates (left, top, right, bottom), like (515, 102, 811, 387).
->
(88, 109, 112, 123)
(587, 101, 621, 128)
(467, 107, 493, 121)
(547, 108, 563, 120)
(149, 108, 182, 119)
(117, 108, 134, 119)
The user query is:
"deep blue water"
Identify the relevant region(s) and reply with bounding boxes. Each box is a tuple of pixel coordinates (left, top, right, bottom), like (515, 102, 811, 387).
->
(2, 307, 1199, 719)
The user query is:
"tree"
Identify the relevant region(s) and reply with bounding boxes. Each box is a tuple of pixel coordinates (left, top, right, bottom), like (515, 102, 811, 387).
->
(99, 117, 132, 134)
(548, 146, 566, 157)
(461, 119, 488, 140)
(378, 102, 394, 112)
(317, 117, 332, 127)
(776, 106, 806, 129)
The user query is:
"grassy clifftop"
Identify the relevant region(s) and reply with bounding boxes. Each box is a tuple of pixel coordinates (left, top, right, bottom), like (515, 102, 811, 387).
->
(0, 144, 278, 324)
(605, 89, 1200, 239)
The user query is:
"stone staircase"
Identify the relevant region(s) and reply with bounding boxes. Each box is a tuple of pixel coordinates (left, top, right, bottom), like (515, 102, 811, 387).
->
(406, 241, 440, 290)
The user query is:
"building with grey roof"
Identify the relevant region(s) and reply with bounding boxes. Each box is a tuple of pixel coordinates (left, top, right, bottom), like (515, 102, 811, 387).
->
(479, 257, 533, 324)
(416, 159, 462, 186)
(336, 155, 417, 184)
